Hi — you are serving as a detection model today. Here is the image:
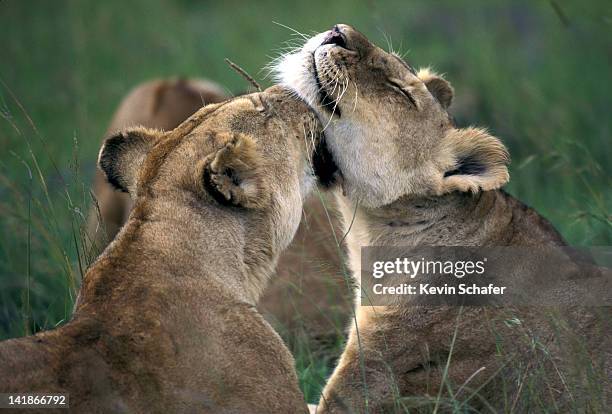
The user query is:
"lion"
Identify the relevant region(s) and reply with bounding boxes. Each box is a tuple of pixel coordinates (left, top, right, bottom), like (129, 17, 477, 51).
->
(0, 87, 324, 413)
(276, 24, 611, 412)
(86, 77, 351, 360)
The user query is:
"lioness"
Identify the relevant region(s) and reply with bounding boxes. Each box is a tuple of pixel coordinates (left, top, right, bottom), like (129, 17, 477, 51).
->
(87, 78, 350, 357)
(277, 25, 610, 412)
(0, 87, 322, 413)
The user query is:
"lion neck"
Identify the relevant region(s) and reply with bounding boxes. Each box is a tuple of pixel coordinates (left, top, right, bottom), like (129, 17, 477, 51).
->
(377, 191, 512, 245)
(77, 195, 277, 314)
(334, 189, 513, 274)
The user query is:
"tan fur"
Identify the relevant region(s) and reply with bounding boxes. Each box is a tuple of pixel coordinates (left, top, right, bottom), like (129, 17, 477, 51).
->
(87, 78, 230, 251)
(87, 78, 351, 357)
(438, 127, 510, 194)
(259, 194, 350, 353)
(0, 87, 322, 413)
(277, 25, 611, 412)
(201, 133, 269, 209)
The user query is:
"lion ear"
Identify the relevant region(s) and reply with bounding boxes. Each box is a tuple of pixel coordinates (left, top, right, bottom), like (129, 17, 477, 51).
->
(439, 127, 509, 194)
(418, 68, 454, 109)
(200, 133, 268, 209)
(98, 127, 158, 195)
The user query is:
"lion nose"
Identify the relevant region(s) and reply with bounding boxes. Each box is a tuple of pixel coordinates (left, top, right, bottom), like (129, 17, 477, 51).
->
(321, 25, 347, 49)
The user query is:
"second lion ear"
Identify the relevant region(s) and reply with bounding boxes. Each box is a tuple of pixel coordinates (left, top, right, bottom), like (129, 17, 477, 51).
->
(199, 133, 269, 209)
(439, 127, 510, 194)
(98, 127, 159, 195)
(418, 68, 454, 109)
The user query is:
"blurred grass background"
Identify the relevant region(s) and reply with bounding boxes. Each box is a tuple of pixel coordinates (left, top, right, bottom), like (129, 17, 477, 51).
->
(0, 0, 610, 402)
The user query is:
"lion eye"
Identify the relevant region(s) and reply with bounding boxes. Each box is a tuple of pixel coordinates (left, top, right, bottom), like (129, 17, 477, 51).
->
(387, 80, 417, 108)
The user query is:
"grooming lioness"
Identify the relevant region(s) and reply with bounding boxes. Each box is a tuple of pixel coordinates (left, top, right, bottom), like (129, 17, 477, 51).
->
(0, 87, 321, 413)
(277, 25, 610, 412)
(86, 78, 350, 356)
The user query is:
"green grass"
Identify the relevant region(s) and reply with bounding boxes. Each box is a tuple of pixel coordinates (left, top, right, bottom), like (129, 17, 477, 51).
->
(0, 0, 610, 408)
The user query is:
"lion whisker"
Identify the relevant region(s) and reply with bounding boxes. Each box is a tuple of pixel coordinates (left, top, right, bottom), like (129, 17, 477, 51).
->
(272, 21, 308, 40)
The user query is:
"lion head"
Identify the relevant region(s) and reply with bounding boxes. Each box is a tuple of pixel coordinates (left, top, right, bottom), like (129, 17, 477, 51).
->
(98, 86, 323, 257)
(276, 24, 509, 208)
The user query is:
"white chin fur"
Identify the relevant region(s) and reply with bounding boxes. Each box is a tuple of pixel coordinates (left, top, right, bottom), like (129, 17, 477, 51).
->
(274, 33, 402, 209)
(273, 32, 327, 108)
